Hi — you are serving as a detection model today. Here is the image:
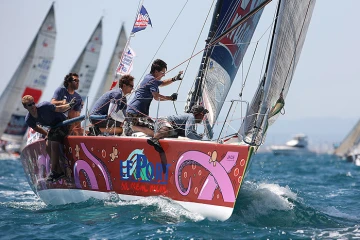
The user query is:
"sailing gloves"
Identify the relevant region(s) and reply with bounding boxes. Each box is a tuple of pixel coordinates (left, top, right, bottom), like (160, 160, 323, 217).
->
(69, 97, 77, 109)
(170, 93, 178, 101)
(171, 71, 183, 82)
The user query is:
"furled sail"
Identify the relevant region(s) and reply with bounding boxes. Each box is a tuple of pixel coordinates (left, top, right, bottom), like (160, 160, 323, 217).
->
(240, 0, 316, 146)
(186, 0, 268, 139)
(0, 4, 56, 142)
(334, 119, 360, 157)
(92, 24, 127, 105)
(72, 19, 103, 102)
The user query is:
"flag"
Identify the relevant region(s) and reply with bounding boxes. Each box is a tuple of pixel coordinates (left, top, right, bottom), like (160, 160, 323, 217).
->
(116, 46, 136, 76)
(131, 5, 152, 34)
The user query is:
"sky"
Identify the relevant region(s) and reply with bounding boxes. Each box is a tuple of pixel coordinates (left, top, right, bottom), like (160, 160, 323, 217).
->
(0, 0, 359, 147)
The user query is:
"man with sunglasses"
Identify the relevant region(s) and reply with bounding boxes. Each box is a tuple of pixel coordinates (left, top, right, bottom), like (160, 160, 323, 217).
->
(51, 73, 83, 135)
(125, 59, 183, 137)
(22, 95, 77, 182)
(90, 75, 135, 135)
(147, 105, 208, 153)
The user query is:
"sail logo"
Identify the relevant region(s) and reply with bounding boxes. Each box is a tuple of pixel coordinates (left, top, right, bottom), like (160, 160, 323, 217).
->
(220, 0, 264, 67)
(46, 24, 53, 31)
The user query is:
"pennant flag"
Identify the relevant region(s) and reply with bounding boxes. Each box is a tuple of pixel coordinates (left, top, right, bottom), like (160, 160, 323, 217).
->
(116, 46, 136, 76)
(131, 5, 152, 33)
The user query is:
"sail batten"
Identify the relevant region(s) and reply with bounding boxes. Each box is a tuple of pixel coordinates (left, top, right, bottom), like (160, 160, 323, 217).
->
(0, 4, 56, 142)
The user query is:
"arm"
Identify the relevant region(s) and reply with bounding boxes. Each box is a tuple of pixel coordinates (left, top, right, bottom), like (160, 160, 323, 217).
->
(51, 98, 66, 106)
(159, 78, 175, 87)
(51, 87, 66, 106)
(160, 71, 183, 87)
(152, 92, 173, 101)
(54, 104, 71, 113)
(33, 125, 48, 136)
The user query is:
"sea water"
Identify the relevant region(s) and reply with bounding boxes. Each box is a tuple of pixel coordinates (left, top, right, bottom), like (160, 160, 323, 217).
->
(0, 153, 359, 239)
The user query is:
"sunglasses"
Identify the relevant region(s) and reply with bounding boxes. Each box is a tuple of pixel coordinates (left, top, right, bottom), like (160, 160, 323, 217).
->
(159, 71, 166, 75)
(71, 78, 80, 83)
(127, 84, 134, 88)
(25, 102, 35, 107)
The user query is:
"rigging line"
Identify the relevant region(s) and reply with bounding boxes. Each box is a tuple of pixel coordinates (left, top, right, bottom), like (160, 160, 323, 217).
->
(239, 41, 259, 98)
(259, 9, 278, 83)
(176, 0, 216, 93)
(281, 0, 313, 91)
(210, 0, 242, 42)
(134, 0, 190, 91)
(173, 0, 216, 115)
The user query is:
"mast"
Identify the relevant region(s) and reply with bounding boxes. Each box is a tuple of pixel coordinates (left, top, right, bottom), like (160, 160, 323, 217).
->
(185, 0, 223, 112)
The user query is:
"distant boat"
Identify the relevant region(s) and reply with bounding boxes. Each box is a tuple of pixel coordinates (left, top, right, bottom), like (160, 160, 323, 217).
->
(333, 119, 360, 161)
(0, 4, 56, 143)
(269, 134, 313, 156)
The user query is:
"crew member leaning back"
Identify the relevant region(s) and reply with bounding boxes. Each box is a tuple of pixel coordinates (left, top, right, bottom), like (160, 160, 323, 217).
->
(125, 59, 182, 137)
(51, 73, 83, 135)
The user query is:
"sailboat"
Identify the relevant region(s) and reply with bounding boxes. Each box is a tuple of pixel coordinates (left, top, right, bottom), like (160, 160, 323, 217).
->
(20, 0, 315, 221)
(91, 24, 127, 105)
(333, 119, 360, 161)
(0, 4, 56, 143)
(71, 19, 103, 103)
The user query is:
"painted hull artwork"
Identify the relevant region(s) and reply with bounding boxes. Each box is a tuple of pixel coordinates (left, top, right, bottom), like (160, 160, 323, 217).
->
(21, 136, 252, 221)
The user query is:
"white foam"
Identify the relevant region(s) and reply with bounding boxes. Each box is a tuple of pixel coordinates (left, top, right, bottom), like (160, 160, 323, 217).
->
(106, 196, 204, 222)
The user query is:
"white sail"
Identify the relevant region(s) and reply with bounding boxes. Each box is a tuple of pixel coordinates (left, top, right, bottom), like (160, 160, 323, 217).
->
(240, 0, 316, 145)
(72, 19, 103, 102)
(0, 4, 56, 142)
(92, 24, 127, 104)
(334, 119, 360, 157)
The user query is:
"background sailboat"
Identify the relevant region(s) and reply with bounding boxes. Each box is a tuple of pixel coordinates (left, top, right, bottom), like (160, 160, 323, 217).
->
(0, 4, 56, 143)
(333, 119, 360, 159)
(70, 19, 103, 103)
(91, 24, 127, 106)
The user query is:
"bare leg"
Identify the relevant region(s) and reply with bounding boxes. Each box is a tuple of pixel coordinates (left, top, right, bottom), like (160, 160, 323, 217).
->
(132, 126, 154, 137)
(99, 127, 123, 135)
(154, 127, 170, 140)
(49, 141, 61, 173)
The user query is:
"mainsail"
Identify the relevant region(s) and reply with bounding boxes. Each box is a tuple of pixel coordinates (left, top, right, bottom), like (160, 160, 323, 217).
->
(72, 19, 103, 102)
(334, 119, 360, 157)
(0, 4, 56, 142)
(186, 0, 268, 138)
(240, 0, 316, 145)
(92, 24, 127, 104)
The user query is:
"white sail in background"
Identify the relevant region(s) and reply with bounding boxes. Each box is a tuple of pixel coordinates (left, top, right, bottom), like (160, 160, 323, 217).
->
(72, 19, 103, 102)
(92, 24, 127, 104)
(0, 4, 56, 142)
(241, 0, 316, 145)
(334, 119, 360, 157)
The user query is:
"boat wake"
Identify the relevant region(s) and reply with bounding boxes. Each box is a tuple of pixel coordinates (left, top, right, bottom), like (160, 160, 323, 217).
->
(232, 181, 357, 227)
(105, 196, 205, 223)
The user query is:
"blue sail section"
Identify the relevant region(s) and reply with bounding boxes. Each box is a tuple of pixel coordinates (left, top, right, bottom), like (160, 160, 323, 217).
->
(199, 0, 267, 138)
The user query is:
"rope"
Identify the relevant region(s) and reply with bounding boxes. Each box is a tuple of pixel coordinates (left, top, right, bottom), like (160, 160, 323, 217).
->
(134, 0, 190, 91)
